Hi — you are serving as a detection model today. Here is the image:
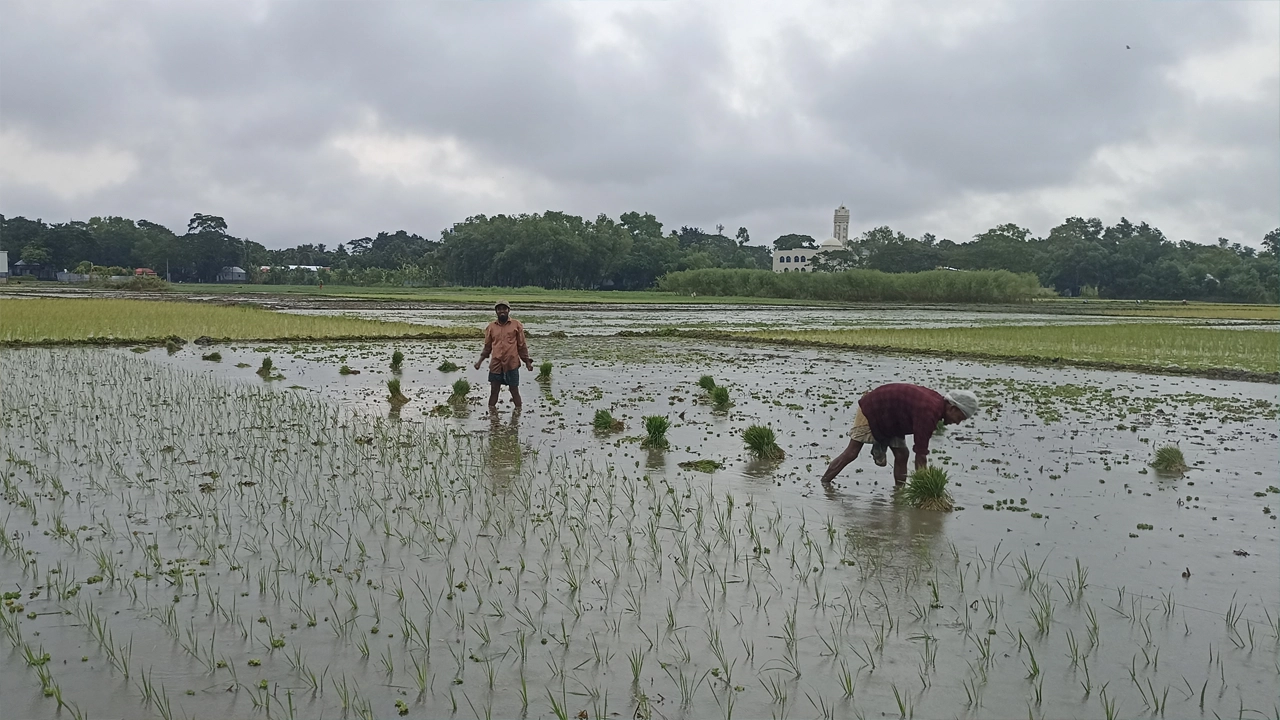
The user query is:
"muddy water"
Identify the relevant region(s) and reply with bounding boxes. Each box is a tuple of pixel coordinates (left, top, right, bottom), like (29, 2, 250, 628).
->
(2, 338, 1276, 720)
(278, 304, 1276, 335)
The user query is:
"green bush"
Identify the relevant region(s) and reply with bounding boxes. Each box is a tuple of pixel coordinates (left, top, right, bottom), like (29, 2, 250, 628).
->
(657, 268, 1041, 303)
(902, 466, 953, 511)
(742, 425, 784, 460)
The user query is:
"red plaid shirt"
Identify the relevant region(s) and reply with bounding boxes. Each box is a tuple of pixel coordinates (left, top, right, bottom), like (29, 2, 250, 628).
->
(857, 384, 947, 457)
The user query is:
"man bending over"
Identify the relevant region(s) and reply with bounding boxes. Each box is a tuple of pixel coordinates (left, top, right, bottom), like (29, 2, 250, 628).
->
(821, 383, 978, 486)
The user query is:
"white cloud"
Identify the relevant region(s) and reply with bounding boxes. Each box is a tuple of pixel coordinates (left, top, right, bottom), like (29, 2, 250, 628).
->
(0, 129, 138, 200)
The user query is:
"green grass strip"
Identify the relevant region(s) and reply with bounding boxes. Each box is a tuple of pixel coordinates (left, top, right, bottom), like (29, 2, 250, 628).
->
(729, 324, 1279, 377)
(0, 298, 478, 345)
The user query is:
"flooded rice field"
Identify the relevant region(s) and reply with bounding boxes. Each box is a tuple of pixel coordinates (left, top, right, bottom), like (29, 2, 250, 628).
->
(2, 337, 1277, 720)
(278, 304, 1278, 336)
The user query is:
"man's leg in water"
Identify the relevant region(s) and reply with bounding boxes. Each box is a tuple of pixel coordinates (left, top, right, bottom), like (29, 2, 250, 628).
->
(509, 385, 523, 408)
(892, 446, 910, 485)
(488, 382, 502, 407)
(821, 438, 864, 484)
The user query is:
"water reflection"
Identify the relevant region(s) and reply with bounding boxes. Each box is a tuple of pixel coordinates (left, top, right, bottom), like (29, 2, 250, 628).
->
(485, 407, 523, 487)
(820, 484, 948, 573)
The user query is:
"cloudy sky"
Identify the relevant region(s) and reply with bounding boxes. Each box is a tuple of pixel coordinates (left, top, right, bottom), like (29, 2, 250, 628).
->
(1, 0, 1276, 249)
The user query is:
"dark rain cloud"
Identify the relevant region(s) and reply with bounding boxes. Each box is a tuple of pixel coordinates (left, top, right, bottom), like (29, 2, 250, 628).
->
(0, 0, 1275, 248)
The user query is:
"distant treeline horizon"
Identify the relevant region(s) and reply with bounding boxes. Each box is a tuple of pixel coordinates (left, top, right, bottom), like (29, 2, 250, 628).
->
(1, 212, 1276, 302)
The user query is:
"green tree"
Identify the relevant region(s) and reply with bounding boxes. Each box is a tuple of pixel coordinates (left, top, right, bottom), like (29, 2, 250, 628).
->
(773, 234, 816, 250)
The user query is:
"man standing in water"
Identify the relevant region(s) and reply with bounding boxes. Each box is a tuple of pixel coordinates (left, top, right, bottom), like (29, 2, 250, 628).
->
(474, 300, 534, 408)
(821, 384, 979, 486)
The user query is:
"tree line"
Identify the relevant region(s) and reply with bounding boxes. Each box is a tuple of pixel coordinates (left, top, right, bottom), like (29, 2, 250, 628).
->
(1, 211, 1275, 302)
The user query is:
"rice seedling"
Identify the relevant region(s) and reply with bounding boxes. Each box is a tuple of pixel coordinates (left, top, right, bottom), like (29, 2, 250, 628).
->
(450, 378, 470, 399)
(437, 360, 459, 372)
(201, 351, 221, 361)
(1150, 445, 1188, 474)
(742, 425, 784, 460)
(391, 349, 404, 370)
(537, 361, 552, 380)
(900, 466, 953, 511)
(593, 409, 624, 432)
(256, 356, 274, 377)
(338, 364, 358, 375)
(388, 378, 410, 405)
(698, 375, 716, 392)
(711, 385, 731, 410)
(641, 415, 670, 449)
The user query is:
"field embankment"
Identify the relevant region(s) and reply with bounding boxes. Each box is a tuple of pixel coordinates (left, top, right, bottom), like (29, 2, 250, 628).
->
(631, 324, 1280, 381)
(0, 297, 477, 345)
(658, 268, 1042, 303)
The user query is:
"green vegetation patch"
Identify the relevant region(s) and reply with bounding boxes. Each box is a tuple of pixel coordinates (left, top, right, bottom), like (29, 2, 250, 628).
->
(731, 324, 1280, 377)
(0, 298, 477, 345)
(678, 459, 723, 473)
(659, 268, 1041, 303)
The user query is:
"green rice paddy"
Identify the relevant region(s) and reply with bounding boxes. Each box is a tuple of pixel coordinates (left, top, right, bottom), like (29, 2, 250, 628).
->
(0, 298, 476, 345)
(731, 324, 1280, 376)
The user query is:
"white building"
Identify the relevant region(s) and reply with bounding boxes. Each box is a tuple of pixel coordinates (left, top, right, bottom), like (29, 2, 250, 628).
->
(0, 250, 8, 282)
(772, 205, 850, 273)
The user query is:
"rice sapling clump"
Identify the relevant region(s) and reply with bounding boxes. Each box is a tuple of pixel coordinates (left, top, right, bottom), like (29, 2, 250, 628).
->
(641, 415, 670, 449)
(1151, 445, 1189, 474)
(678, 459, 723, 473)
(339, 364, 359, 375)
(743, 425, 785, 460)
(537, 361, 553, 381)
(698, 375, 716, 392)
(451, 378, 471, 399)
(902, 466, 954, 511)
(390, 350, 404, 371)
(201, 351, 222, 362)
(387, 378, 409, 405)
(437, 360, 460, 372)
(593, 409, 624, 433)
(256, 356, 274, 377)
(711, 385, 731, 410)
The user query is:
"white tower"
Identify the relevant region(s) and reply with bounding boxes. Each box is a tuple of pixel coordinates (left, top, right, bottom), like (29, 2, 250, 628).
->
(833, 205, 850, 245)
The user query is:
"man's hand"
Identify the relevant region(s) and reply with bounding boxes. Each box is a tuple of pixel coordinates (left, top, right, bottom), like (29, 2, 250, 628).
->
(474, 360, 483, 370)
(525, 359, 534, 371)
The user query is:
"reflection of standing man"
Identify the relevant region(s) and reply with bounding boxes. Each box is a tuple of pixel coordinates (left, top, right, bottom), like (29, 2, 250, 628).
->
(474, 300, 534, 408)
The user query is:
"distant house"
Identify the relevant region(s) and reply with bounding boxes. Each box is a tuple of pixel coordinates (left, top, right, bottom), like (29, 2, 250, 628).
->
(0, 250, 8, 282)
(13, 259, 55, 280)
(135, 268, 158, 277)
(216, 266, 248, 283)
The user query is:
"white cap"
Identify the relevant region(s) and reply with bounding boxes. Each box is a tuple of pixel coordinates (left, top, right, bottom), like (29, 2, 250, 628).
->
(945, 390, 979, 419)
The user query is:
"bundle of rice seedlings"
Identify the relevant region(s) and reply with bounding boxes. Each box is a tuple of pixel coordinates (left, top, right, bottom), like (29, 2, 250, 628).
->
(1150, 445, 1188, 474)
(901, 466, 953, 511)
(437, 360, 460, 372)
(537, 361, 553, 381)
(390, 350, 404, 371)
(387, 378, 409, 405)
(256, 357, 274, 377)
(698, 375, 716, 392)
(339, 365, 360, 375)
(742, 425, 784, 460)
(451, 378, 471, 399)
(593, 409, 624, 433)
(641, 415, 670, 449)
(712, 385, 731, 410)
(201, 352, 221, 362)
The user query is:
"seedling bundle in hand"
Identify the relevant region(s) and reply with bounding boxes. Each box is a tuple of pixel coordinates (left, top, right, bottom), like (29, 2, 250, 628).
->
(902, 466, 954, 511)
